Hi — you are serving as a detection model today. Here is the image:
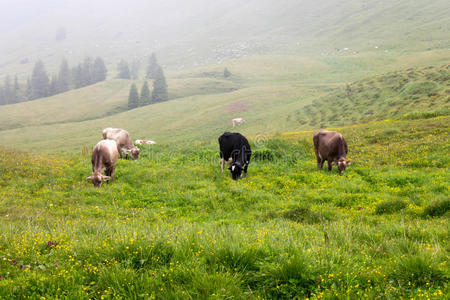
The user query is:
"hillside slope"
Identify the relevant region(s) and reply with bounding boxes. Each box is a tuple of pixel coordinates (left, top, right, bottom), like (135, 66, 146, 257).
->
(0, 63, 448, 153)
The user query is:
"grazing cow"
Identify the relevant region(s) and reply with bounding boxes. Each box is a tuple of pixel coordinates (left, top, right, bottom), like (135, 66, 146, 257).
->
(135, 139, 156, 145)
(232, 118, 245, 127)
(219, 132, 251, 180)
(86, 139, 119, 187)
(313, 130, 351, 175)
(102, 128, 140, 160)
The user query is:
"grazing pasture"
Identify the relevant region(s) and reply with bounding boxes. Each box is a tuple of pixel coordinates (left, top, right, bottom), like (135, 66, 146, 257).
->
(0, 116, 447, 298)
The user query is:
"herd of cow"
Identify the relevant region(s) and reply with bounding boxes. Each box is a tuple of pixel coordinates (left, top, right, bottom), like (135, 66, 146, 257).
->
(86, 127, 351, 187)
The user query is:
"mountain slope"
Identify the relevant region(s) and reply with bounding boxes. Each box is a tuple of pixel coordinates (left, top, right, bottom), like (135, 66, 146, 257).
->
(0, 63, 448, 153)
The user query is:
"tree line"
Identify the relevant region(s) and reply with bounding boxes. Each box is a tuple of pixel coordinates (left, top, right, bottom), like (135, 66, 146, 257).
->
(126, 53, 168, 109)
(0, 57, 107, 105)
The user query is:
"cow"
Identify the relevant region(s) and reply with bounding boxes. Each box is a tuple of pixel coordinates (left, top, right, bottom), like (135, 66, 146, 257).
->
(135, 139, 156, 145)
(102, 128, 140, 160)
(232, 118, 245, 127)
(218, 132, 251, 180)
(313, 130, 351, 175)
(86, 139, 119, 187)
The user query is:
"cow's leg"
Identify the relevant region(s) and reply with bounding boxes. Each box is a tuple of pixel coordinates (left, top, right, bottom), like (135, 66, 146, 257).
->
(244, 164, 248, 174)
(316, 155, 324, 169)
(110, 169, 115, 182)
(327, 160, 333, 171)
(220, 158, 225, 173)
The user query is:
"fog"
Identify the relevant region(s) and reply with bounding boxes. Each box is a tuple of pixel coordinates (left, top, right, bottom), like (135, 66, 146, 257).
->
(0, 0, 448, 75)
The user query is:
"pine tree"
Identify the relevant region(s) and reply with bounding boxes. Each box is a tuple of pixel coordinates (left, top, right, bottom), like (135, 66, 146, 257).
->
(49, 74, 58, 96)
(0, 87, 4, 105)
(140, 81, 151, 106)
(117, 60, 131, 79)
(57, 59, 70, 93)
(72, 65, 83, 89)
(26, 77, 32, 100)
(223, 67, 231, 78)
(3, 75, 12, 104)
(151, 66, 168, 103)
(31, 60, 49, 99)
(13, 75, 21, 103)
(81, 57, 93, 86)
(128, 83, 139, 109)
(146, 53, 159, 79)
(92, 57, 107, 83)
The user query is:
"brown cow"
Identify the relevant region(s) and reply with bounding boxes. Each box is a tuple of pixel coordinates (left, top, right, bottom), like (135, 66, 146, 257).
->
(86, 139, 119, 187)
(102, 128, 140, 160)
(313, 130, 351, 175)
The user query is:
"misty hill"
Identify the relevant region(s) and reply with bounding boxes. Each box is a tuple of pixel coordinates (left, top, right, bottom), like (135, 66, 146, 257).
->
(0, 62, 447, 153)
(1, 0, 449, 76)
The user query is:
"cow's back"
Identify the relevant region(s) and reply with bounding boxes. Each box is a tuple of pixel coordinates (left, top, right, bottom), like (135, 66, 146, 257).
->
(219, 132, 251, 161)
(92, 140, 119, 170)
(103, 128, 133, 150)
(314, 130, 346, 159)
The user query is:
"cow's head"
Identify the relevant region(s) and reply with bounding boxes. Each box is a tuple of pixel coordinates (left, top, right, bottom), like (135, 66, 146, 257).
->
(126, 147, 140, 160)
(229, 161, 244, 180)
(86, 172, 110, 187)
(337, 158, 352, 175)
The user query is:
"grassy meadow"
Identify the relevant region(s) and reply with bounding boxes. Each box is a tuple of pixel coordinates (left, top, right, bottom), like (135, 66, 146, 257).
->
(0, 115, 448, 298)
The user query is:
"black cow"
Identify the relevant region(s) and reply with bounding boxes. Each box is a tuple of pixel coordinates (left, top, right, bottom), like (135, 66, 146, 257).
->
(218, 132, 252, 180)
(313, 130, 351, 175)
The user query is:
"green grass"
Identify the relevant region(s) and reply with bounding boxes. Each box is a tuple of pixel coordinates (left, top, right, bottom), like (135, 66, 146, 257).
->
(1, 61, 448, 154)
(297, 64, 450, 128)
(0, 116, 448, 298)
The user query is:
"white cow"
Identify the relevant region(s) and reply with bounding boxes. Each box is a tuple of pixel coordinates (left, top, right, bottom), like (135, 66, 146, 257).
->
(232, 118, 246, 127)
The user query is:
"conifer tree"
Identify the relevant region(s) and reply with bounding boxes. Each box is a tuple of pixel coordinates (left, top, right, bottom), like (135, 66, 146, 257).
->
(92, 57, 107, 83)
(3, 75, 12, 104)
(223, 67, 231, 78)
(81, 57, 93, 86)
(0, 87, 4, 105)
(58, 59, 71, 93)
(31, 60, 49, 99)
(146, 53, 159, 79)
(151, 66, 168, 103)
(72, 65, 83, 89)
(128, 83, 139, 109)
(117, 59, 131, 79)
(49, 75, 58, 96)
(140, 81, 151, 106)
(13, 75, 20, 102)
(26, 77, 32, 100)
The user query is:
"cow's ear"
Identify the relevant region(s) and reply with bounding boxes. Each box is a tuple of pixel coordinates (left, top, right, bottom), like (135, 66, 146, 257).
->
(86, 176, 93, 181)
(331, 161, 337, 166)
(102, 176, 111, 181)
(347, 160, 353, 165)
(228, 166, 232, 170)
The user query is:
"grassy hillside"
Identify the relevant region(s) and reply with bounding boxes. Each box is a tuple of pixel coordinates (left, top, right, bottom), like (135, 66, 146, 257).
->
(0, 76, 240, 131)
(0, 60, 448, 153)
(0, 115, 448, 298)
(297, 64, 450, 128)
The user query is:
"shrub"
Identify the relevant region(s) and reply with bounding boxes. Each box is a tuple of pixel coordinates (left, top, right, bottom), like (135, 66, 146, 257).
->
(422, 199, 450, 218)
(375, 199, 407, 215)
